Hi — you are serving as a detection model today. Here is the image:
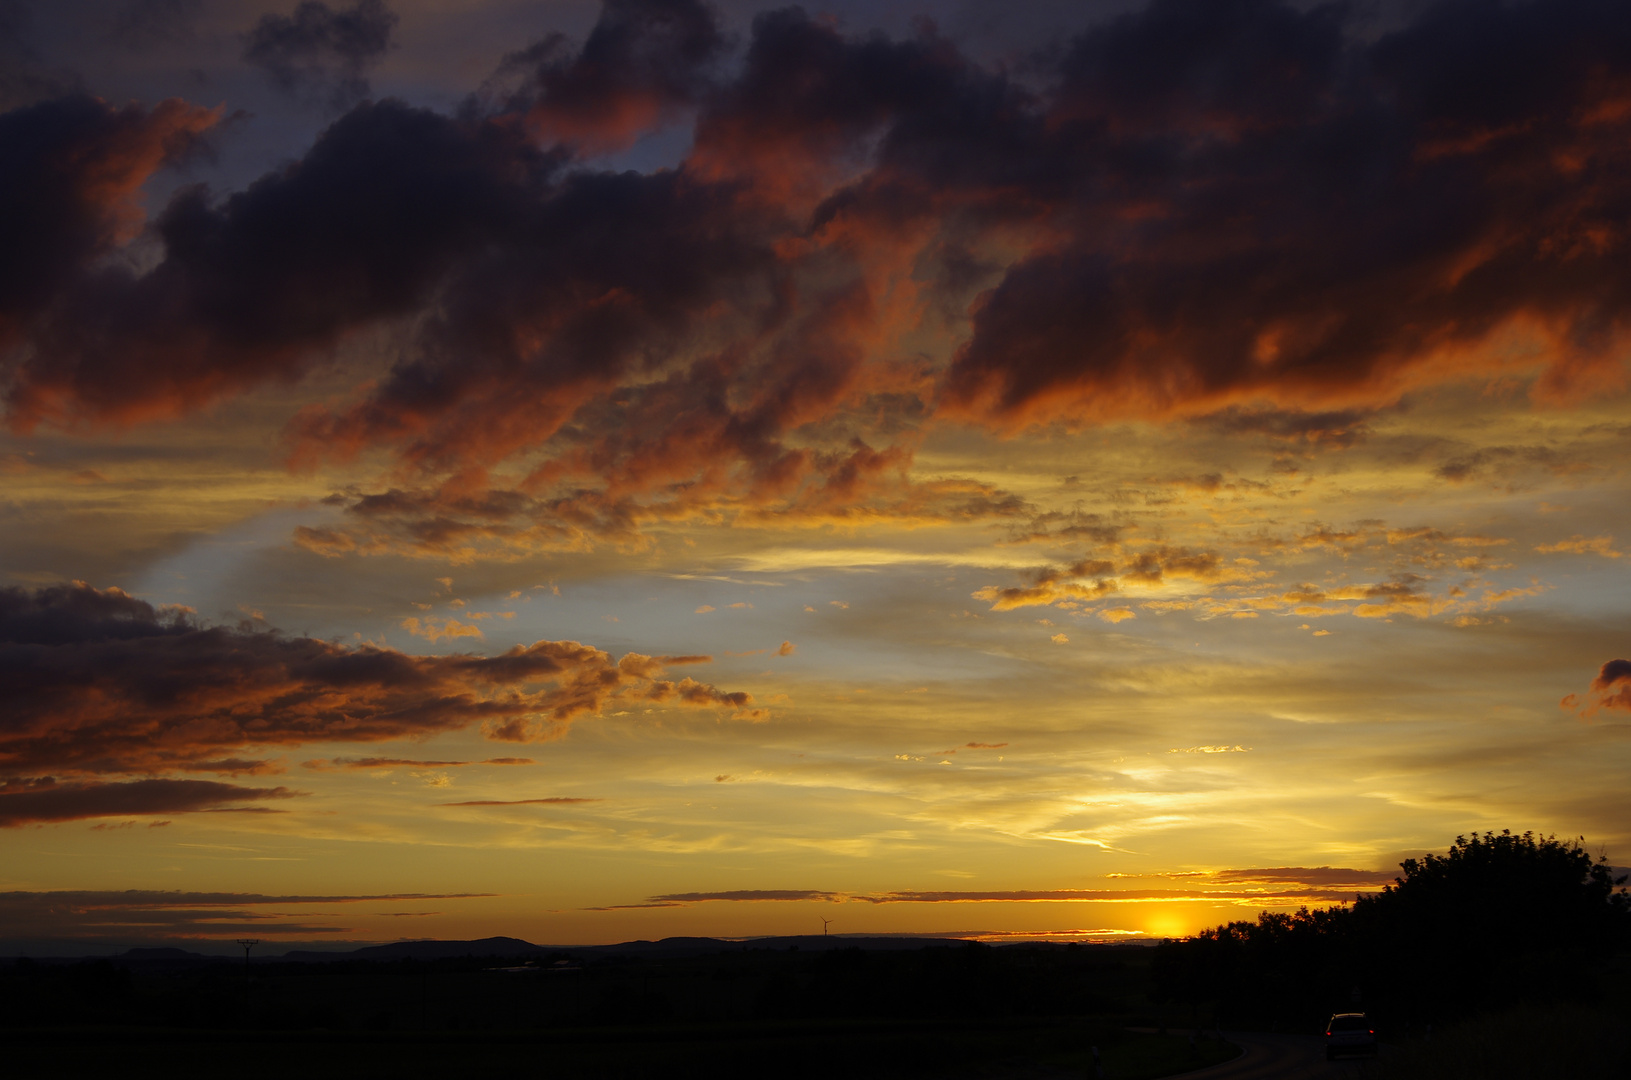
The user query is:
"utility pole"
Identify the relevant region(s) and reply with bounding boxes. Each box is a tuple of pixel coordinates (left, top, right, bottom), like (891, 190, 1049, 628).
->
(236, 939, 260, 1021)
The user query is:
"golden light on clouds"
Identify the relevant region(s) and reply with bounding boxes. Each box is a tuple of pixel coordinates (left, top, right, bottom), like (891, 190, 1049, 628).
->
(1, 0, 1629, 952)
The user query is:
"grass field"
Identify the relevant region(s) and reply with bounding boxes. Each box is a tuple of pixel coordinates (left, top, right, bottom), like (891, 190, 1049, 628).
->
(3, 1020, 1238, 1079)
(1378, 1004, 1630, 1080)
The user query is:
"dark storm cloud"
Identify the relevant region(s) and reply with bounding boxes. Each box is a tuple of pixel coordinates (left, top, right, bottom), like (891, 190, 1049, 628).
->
(242, 0, 398, 110)
(0, 581, 755, 781)
(688, 3, 1023, 193)
(4, 0, 1631, 547)
(0, 1, 79, 109)
(493, 0, 725, 150)
(287, 161, 775, 475)
(3, 97, 551, 429)
(938, 0, 1631, 422)
(0, 94, 216, 351)
(110, 0, 201, 50)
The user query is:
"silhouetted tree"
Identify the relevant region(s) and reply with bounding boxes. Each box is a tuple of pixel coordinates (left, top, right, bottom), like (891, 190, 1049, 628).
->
(1155, 831, 1629, 1029)
(1350, 831, 1628, 1020)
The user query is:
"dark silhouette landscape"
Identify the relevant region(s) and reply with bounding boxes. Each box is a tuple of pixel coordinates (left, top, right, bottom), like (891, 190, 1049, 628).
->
(5, 831, 1626, 1078)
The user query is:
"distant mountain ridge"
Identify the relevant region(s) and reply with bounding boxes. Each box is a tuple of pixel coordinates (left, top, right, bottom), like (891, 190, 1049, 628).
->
(278, 934, 970, 962)
(118, 947, 210, 960)
(286, 936, 550, 961)
(0, 932, 1142, 964)
(87, 933, 982, 964)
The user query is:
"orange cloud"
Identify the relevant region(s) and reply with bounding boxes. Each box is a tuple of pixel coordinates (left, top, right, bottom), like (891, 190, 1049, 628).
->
(976, 548, 1240, 612)
(1570, 659, 1631, 716)
(400, 616, 484, 642)
(1535, 535, 1622, 558)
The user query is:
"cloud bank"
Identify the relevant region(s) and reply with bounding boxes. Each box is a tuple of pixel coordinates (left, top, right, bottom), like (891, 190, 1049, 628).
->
(242, 0, 399, 110)
(3, 0, 1627, 557)
(0, 582, 753, 823)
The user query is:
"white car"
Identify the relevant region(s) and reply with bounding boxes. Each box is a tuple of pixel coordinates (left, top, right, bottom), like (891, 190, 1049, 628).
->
(1325, 1012, 1377, 1059)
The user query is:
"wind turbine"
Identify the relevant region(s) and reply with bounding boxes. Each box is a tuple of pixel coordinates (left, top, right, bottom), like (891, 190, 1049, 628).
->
(236, 939, 260, 1016)
(820, 916, 833, 938)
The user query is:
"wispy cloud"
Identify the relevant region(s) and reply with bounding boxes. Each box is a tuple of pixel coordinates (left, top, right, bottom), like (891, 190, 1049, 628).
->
(438, 797, 601, 807)
(0, 890, 492, 941)
(0, 779, 297, 827)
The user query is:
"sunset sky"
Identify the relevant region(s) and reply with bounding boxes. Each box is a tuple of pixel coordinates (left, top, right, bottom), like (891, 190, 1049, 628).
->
(3, 0, 1629, 954)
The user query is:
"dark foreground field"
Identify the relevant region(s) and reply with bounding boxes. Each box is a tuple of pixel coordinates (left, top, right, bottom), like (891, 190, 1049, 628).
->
(7, 926, 1626, 1079)
(1, 940, 1235, 1079)
(6, 1019, 1238, 1079)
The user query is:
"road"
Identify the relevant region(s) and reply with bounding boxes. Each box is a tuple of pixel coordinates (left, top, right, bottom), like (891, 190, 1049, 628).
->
(1170, 1033, 1387, 1080)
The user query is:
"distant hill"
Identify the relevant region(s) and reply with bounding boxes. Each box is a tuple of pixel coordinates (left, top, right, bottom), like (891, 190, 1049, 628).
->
(119, 947, 213, 960)
(4, 933, 988, 965)
(274, 933, 974, 962)
(314, 936, 549, 961)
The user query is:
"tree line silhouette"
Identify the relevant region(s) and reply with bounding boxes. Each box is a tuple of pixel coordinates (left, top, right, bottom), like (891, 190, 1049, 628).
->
(1152, 831, 1630, 1031)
